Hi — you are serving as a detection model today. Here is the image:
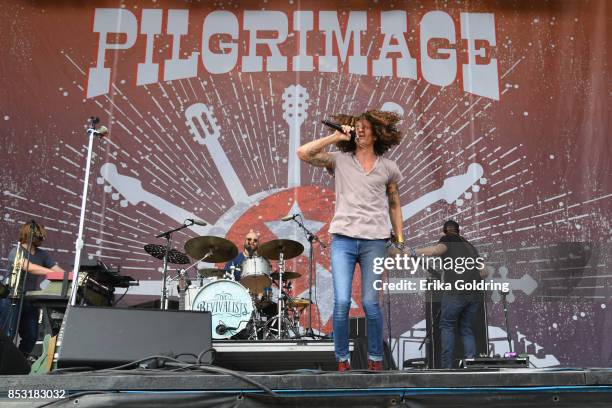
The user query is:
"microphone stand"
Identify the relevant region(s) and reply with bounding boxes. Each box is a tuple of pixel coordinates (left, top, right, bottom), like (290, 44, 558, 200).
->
(290, 214, 326, 338)
(175, 253, 211, 280)
(418, 278, 441, 369)
(501, 290, 513, 355)
(69, 117, 106, 306)
(156, 220, 197, 310)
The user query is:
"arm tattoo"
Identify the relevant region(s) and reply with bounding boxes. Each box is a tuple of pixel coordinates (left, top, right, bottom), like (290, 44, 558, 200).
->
(387, 187, 400, 206)
(304, 150, 332, 168)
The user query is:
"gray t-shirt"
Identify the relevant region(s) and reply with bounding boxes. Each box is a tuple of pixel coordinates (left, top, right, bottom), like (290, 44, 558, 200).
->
(6, 246, 55, 291)
(328, 151, 402, 239)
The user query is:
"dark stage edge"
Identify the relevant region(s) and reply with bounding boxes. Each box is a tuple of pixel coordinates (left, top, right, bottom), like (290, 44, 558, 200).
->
(1, 368, 612, 407)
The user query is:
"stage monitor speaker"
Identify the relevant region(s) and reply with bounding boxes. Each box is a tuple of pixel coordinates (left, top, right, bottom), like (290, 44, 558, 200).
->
(56, 306, 211, 369)
(0, 331, 30, 375)
(426, 294, 488, 369)
(462, 356, 529, 369)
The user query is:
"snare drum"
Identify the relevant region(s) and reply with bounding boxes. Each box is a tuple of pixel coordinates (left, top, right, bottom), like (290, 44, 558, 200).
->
(189, 279, 254, 339)
(240, 257, 272, 294)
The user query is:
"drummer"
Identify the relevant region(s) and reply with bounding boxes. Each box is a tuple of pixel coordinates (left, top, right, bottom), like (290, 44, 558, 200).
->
(224, 230, 259, 280)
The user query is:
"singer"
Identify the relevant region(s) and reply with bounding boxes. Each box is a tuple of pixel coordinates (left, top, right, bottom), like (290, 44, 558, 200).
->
(297, 110, 404, 371)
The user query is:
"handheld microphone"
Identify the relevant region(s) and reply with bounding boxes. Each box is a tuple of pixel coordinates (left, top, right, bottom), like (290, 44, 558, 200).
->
(321, 120, 356, 142)
(281, 214, 298, 222)
(186, 219, 207, 226)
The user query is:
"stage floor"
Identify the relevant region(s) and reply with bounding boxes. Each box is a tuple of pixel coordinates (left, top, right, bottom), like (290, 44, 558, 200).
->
(1, 368, 611, 407)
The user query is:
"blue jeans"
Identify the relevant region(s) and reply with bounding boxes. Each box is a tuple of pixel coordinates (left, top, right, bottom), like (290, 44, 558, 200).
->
(0, 298, 40, 355)
(331, 234, 386, 362)
(439, 293, 480, 368)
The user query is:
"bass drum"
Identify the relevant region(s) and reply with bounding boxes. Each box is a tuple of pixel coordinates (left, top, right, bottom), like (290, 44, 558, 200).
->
(191, 279, 254, 339)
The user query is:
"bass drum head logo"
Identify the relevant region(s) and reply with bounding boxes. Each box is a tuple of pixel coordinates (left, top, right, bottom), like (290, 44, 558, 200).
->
(192, 280, 254, 338)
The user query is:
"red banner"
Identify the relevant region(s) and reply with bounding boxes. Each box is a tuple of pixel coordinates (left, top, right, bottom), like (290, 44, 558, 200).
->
(0, 0, 610, 367)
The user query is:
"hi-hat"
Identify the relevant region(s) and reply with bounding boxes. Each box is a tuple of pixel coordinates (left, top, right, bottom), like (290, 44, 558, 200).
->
(184, 236, 238, 263)
(258, 239, 304, 260)
(144, 244, 190, 265)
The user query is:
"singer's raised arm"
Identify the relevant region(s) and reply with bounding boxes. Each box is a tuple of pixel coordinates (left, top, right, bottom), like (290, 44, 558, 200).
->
(296, 134, 336, 170)
(297, 128, 351, 170)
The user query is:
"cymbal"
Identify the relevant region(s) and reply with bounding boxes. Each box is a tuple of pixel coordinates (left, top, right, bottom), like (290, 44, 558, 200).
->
(287, 298, 311, 309)
(184, 236, 238, 263)
(258, 239, 304, 260)
(144, 244, 190, 265)
(197, 268, 227, 279)
(270, 271, 302, 281)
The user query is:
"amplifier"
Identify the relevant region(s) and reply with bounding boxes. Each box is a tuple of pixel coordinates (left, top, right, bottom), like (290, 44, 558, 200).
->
(56, 306, 212, 369)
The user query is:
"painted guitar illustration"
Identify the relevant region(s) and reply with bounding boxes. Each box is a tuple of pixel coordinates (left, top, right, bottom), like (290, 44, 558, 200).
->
(97, 163, 209, 235)
(185, 103, 248, 204)
(282, 84, 309, 187)
(402, 163, 485, 219)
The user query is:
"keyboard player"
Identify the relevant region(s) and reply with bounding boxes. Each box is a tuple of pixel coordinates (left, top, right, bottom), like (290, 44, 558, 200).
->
(0, 221, 66, 357)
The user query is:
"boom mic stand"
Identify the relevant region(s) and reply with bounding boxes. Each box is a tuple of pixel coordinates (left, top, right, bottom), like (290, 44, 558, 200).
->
(156, 219, 200, 309)
(290, 214, 326, 338)
(69, 117, 108, 306)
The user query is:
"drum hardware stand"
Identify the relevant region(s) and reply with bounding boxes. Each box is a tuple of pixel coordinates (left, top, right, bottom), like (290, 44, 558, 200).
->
(277, 252, 284, 337)
(281, 284, 303, 338)
(154, 219, 201, 310)
(265, 303, 301, 339)
(288, 214, 326, 338)
(262, 278, 302, 339)
(272, 253, 301, 339)
(69, 117, 108, 306)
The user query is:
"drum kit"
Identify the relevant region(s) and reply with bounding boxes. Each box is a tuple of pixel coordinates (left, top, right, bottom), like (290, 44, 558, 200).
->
(144, 235, 311, 340)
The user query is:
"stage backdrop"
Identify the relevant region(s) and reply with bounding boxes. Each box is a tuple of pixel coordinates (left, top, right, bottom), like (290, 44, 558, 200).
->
(1, 0, 610, 367)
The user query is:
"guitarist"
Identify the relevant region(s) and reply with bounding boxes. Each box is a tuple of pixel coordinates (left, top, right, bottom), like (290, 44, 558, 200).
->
(409, 220, 488, 368)
(0, 221, 66, 357)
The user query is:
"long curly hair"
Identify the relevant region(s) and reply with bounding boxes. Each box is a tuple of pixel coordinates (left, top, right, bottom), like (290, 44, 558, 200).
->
(332, 110, 402, 156)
